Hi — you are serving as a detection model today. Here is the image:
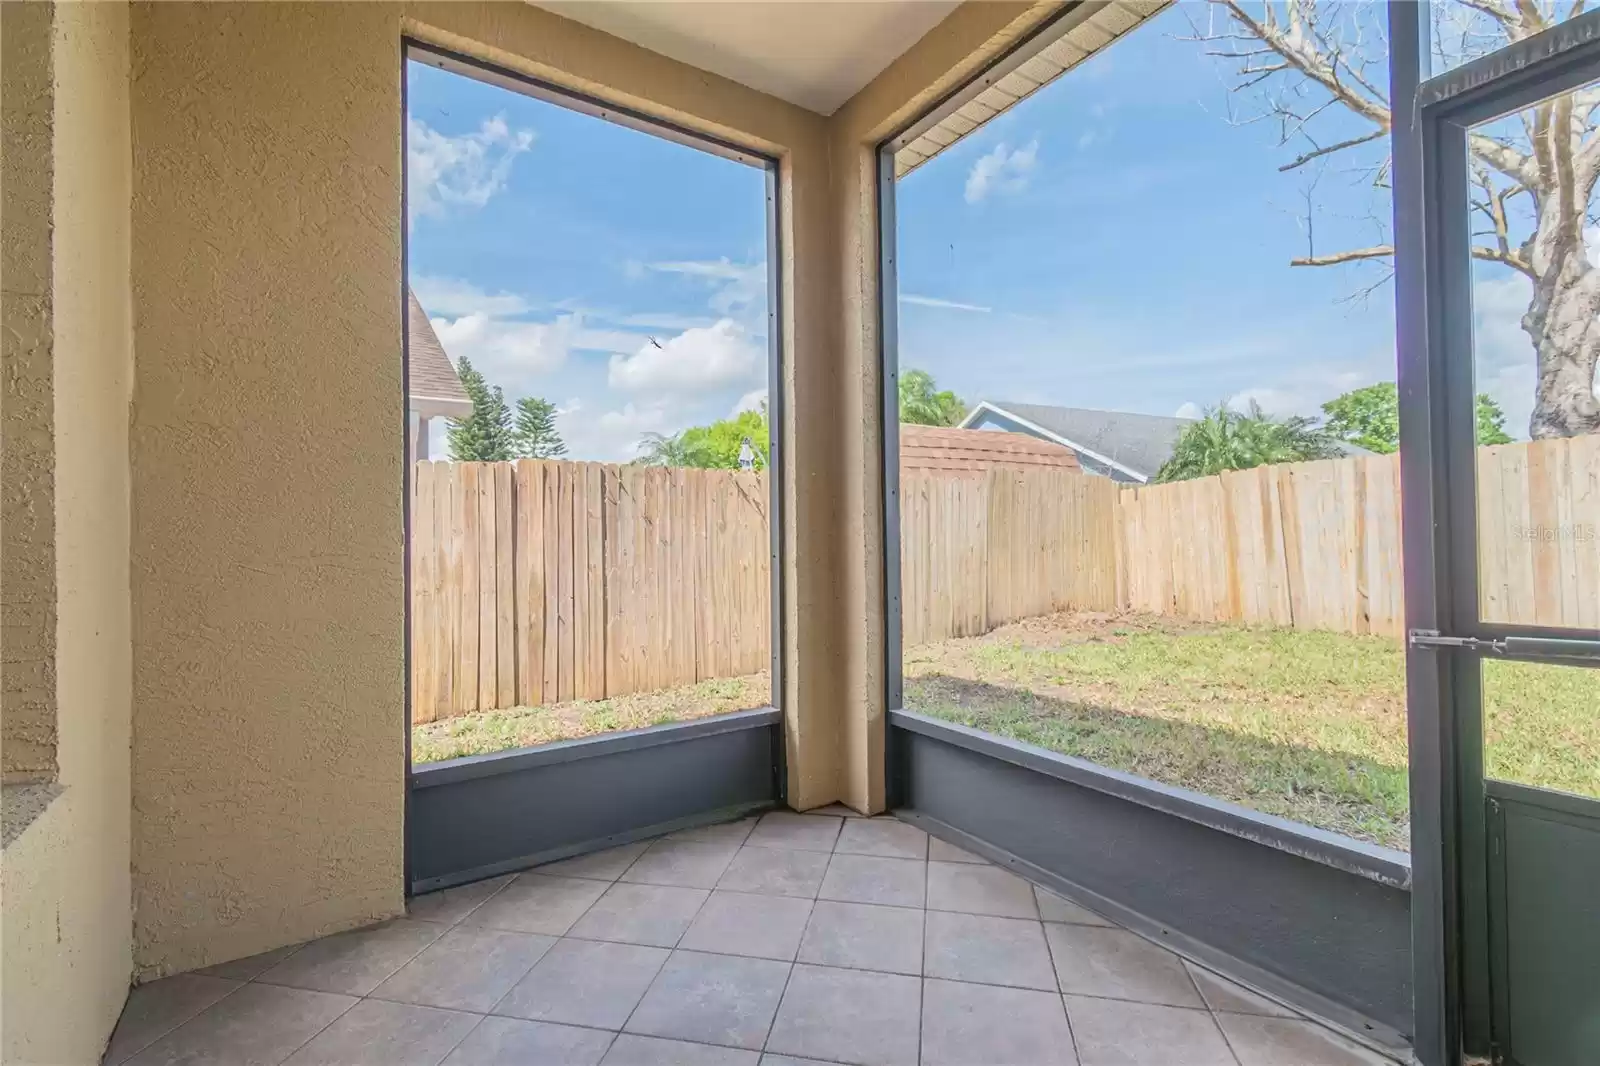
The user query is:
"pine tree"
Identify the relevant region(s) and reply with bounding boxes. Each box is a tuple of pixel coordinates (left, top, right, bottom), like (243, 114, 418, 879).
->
(513, 396, 568, 459)
(446, 357, 514, 461)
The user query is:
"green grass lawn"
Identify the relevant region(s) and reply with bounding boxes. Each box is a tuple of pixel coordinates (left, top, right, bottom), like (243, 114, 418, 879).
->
(411, 611, 1598, 852)
(411, 674, 770, 764)
(905, 613, 1600, 850)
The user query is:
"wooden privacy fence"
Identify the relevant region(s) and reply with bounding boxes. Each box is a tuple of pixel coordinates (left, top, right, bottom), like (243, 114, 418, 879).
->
(410, 460, 770, 724)
(1118, 436, 1599, 636)
(412, 437, 1597, 723)
(899, 469, 1122, 646)
(1119, 455, 1407, 635)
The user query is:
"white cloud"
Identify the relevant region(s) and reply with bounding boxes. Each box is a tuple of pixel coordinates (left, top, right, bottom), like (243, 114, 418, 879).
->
(557, 402, 681, 463)
(901, 294, 992, 313)
(729, 388, 768, 418)
(648, 258, 766, 318)
(411, 275, 529, 318)
(965, 140, 1039, 204)
(616, 311, 717, 331)
(607, 318, 763, 393)
(1173, 370, 1374, 424)
(408, 114, 533, 218)
(1473, 272, 1537, 440)
(428, 306, 650, 393)
(431, 312, 573, 383)
(649, 258, 752, 281)
(570, 324, 658, 356)
(1225, 386, 1319, 418)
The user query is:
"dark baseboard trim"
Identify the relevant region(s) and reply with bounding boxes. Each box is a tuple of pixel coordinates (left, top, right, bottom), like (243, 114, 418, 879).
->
(410, 709, 781, 893)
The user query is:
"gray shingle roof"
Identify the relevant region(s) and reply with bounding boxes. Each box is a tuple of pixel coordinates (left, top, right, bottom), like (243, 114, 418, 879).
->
(407, 289, 471, 414)
(976, 401, 1194, 480)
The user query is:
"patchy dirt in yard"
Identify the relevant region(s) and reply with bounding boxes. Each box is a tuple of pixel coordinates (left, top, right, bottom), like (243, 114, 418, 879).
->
(978, 609, 1217, 647)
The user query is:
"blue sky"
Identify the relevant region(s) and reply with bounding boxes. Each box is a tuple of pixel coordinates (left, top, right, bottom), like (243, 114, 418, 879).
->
(407, 60, 769, 460)
(407, 5, 1543, 460)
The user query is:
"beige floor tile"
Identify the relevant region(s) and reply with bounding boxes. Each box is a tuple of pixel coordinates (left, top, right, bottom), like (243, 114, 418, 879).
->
(256, 920, 445, 997)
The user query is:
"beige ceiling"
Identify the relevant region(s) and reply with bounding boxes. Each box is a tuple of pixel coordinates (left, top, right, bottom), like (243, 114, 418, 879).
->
(534, 1, 963, 115)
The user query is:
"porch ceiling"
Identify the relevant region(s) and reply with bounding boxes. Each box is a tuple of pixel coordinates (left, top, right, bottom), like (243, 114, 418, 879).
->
(531, 0, 962, 114)
(894, 0, 1168, 176)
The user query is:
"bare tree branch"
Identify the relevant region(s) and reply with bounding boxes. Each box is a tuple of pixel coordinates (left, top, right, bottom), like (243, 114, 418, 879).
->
(1472, 244, 1537, 278)
(1288, 242, 1535, 279)
(1290, 245, 1393, 267)
(1213, 0, 1389, 127)
(1279, 128, 1388, 172)
(1454, 0, 1523, 33)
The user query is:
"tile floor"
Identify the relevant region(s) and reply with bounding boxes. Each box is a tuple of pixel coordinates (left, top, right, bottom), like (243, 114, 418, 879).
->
(103, 809, 1400, 1066)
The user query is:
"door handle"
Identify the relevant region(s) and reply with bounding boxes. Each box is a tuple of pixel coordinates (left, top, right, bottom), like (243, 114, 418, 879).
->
(1408, 630, 1505, 653)
(1409, 629, 1600, 662)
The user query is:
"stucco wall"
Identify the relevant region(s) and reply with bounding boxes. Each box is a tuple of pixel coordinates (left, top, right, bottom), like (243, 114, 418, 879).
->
(129, 0, 407, 976)
(1, 0, 58, 785)
(2, 1, 135, 1062)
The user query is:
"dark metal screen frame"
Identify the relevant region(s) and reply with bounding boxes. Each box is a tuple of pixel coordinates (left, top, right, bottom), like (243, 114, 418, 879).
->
(1391, 7, 1600, 1063)
(877, 143, 903, 729)
(400, 39, 788, 889)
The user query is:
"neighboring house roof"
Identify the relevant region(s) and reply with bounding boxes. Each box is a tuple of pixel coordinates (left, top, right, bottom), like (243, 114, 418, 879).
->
(961, 400, 1193, 482)
(408, 290, 473, 419)
(900, 424, 1080, 475)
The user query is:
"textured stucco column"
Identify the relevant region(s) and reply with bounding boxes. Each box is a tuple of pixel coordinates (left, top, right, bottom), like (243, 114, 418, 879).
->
(3, 1, 136, 1060)
(129, 1, 408, 977)
(1, 0, 58, 786)
(823, 2, 1062, 814)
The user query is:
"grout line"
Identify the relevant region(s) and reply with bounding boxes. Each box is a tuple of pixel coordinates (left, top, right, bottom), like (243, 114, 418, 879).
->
(1060, 989, 1218, 1012)
(611, 945, 687, 1042)
(1184, 957, 1246, 1066)
(447, 871, 520, 926)
(1037, 914, 1065, 996)
(740, 842, 840, 854)
(916, 875, 928, 1066)
(266, 991, 361, 1066)
(1039, 917, 1081, 1066)
(558, 934, 1048, 988)
(104, 976, 254, 1066)
(757, 953, 800, 1053)
(427, 1005, 489, 1065)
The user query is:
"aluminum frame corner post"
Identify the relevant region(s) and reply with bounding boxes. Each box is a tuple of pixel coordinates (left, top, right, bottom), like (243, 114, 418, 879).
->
(1388, 4, 1461, 1063)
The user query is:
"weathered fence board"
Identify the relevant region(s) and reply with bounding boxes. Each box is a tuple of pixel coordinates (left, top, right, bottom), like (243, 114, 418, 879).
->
(412, 460, 777, 723)
(411, 439, 1598, 724)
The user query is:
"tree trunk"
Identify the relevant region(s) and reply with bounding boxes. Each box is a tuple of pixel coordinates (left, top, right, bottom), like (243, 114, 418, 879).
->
(1520, 258, 1600, 440)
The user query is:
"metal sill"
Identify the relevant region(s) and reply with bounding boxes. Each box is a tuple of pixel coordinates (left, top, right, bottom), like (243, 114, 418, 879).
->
(409, 707, 782, 893)
(411, 707, 782, 787)
(890, 709, 1412, 889)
